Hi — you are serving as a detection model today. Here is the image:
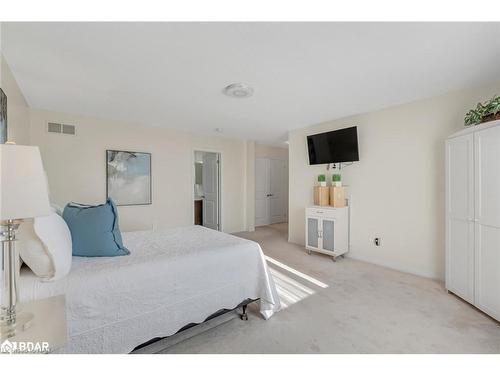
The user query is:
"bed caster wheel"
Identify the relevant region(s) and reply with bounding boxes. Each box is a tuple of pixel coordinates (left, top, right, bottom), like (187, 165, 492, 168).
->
(240, 305, 249, 320)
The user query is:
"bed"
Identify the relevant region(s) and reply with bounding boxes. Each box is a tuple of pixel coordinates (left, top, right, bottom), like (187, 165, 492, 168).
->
(18, 225, 281, 354)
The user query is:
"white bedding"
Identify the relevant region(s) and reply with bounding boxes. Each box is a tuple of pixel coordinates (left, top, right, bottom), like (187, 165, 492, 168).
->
(19, 226, 281, 354)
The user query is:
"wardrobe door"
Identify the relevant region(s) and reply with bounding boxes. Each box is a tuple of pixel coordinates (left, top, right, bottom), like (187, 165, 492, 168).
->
(474, 125, 500, 320)
(445, 134, 475, 303)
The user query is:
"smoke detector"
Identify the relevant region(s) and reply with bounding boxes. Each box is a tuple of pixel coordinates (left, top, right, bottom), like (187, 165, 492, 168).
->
(223, 83, 254, 98)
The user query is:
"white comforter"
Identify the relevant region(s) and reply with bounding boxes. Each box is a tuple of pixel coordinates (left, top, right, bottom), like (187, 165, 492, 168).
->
(19, 226, 281, 354)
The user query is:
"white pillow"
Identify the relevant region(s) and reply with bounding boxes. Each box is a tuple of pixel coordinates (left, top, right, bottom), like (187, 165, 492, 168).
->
(18, 219, 53, 279)
(18, 212, 72, 281)
(50, 203, 64, 216)
(34, 212, 72, 281)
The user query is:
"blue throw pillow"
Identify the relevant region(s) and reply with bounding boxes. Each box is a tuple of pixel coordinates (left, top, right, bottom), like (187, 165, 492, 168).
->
(62, 199, 130, 257)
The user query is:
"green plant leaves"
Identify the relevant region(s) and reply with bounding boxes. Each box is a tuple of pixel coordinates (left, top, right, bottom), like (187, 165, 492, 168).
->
(464, 95, 500, 126)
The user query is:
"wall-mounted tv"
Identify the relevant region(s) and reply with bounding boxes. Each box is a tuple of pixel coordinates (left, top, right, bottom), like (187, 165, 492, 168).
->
(307, 126, 359, 165)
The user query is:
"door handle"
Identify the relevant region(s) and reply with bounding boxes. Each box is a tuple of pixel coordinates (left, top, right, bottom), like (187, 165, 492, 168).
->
(266, 194, 273, 197)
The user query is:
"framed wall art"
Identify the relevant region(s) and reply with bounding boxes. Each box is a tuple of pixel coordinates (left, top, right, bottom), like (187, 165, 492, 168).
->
(106, 150, 152, 206)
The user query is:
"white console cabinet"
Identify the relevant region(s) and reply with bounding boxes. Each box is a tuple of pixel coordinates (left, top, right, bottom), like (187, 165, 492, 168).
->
(305, 206, 349, 261)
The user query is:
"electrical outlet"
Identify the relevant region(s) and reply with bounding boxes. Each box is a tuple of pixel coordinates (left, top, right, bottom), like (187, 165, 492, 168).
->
(374, 237, 381, 246)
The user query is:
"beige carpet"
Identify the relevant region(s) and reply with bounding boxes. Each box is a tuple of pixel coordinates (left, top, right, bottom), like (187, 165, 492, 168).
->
(158, 223, 500, 353)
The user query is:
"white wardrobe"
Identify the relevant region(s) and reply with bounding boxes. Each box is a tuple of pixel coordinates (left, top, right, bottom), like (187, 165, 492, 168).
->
(445, 119, 500, 321)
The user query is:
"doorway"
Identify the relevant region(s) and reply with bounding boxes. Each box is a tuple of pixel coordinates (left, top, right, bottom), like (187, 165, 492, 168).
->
(193, 150, 221, 231)
(255, 157, 288, 226)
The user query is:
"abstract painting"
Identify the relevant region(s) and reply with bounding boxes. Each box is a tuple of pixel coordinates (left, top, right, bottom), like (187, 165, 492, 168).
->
(0, 89, 7, 144)
(106, 150, 151, 206)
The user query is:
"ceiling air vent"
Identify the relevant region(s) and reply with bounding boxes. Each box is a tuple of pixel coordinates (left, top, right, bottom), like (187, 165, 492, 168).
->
(47, 122, 76, 136)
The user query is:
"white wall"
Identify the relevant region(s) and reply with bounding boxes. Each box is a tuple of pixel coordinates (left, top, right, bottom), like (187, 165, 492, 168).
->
(289, 82, 500, 280)
(29, 109, 252, 234)
(0, 56, 30, 145)
(255, 143, 288, 161)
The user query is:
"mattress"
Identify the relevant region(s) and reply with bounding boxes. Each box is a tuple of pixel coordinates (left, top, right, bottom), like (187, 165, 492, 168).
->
(19, 226, 281, 353)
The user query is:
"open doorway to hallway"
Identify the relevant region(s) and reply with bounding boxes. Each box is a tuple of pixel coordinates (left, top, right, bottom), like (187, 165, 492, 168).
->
(193, 150, 221, 231)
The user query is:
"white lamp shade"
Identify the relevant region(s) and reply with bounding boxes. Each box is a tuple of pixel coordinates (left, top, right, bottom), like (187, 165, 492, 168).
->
(0, 144, 51, 220)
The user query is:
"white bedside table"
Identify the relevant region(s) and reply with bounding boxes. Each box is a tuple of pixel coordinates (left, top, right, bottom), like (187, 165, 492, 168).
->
(0, 295, 67, 354)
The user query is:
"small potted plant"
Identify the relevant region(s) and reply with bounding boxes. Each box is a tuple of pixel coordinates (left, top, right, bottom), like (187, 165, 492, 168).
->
(464, 95, 500, 127)
(317, 174, 326, 187)
(332, 174, 342, 187)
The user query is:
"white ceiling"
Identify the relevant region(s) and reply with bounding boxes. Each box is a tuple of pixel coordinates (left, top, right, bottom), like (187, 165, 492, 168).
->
(3, 22, 500, 146)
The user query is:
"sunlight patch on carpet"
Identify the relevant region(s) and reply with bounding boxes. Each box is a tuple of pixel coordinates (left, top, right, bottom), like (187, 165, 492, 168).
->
(265, 256, 328, 288)
(269, 267, 316, 309)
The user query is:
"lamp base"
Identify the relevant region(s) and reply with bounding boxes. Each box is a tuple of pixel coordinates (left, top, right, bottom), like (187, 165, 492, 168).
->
(0, 311, 34, 339)
(1, 219, 32, 340)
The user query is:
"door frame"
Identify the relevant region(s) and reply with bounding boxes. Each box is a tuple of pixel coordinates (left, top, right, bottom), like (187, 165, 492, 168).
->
(192, 149, 223, 231)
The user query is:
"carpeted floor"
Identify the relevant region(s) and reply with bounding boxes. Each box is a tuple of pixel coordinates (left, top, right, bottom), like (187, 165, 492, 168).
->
(158, 223, 500, 353)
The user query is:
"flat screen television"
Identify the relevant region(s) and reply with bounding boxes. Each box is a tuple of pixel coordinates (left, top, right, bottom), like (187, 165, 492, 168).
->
(307, 126, 359, 165)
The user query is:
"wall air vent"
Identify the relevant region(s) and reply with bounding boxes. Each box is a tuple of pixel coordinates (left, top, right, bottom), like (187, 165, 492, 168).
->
(47, 122, 62, 133)
(62, 124, 76, 135)
(47, 122, 76, 136)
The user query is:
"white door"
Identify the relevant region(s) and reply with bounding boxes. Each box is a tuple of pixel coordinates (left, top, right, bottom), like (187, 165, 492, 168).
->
(256, 158, 287, 226)
(474, 126, 500, 320)
(445, 134, 475, 303)
(202, 152, 219, 230)
(255, 158, 270, 226)
(270, 159, 286, 224)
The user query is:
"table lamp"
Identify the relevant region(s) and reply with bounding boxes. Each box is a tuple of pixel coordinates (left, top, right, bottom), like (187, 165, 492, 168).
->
(0, 143, 50, 339)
